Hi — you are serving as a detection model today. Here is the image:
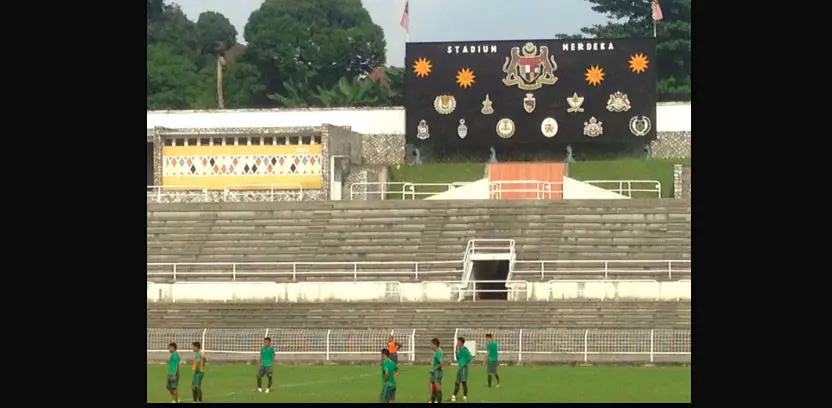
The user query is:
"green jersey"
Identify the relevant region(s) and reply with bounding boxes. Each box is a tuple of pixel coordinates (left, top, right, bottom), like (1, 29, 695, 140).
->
(487, 341, 499, 361)
(167, 352, 180, 376)
(260, 346, 275, 367)
(456, 346, 472, 367)
(431, 348, 443, 370)
(382, 358, 398, 386)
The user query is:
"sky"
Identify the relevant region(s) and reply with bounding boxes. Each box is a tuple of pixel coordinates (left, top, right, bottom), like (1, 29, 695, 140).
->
(175, 0, 611, 67)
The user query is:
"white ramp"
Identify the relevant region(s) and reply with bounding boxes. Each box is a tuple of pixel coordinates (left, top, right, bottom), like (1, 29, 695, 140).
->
(563, 177, 629, 199)
(425, 179, 489, 200)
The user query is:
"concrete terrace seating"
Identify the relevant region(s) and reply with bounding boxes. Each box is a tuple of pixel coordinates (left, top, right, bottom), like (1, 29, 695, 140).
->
(147, 300, 691, 359)
(147, 200, 691, 282)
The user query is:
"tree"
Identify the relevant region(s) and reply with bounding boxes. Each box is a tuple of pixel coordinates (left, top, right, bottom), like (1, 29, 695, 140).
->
(245, 0, 387, 107)
(147, 3, 199, 62)
(196, 12, 238, 108)
(558, 0, 691, 101)
(147, 44, 200, 110)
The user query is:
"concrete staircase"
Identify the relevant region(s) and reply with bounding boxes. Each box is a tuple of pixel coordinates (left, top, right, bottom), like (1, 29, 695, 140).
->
(147, 300, 691, 358)
(147, 200, 691, 282)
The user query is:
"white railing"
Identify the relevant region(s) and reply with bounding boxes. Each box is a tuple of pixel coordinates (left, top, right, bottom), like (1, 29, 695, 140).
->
(348, 181, 471, 200)
(488, 179, 662, 199)
(223, 183, 303, 202)
(489, 180, 560, 199)
(147, 185, 208, 203)
(454, 328, 690, 363)
(512, 260, 691, 279)
(146, 260, 463, 282)
(582, 180, 662, 199)
(146, 328, 417, 362)
(465, 238, 516, 257)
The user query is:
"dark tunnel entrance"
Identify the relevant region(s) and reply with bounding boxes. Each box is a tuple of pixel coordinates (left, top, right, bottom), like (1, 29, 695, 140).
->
(469, 260, 510, 300)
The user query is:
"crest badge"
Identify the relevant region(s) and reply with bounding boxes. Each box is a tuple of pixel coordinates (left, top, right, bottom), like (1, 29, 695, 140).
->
(629, 116, 651, 136)
(606, 91, 631, 112)
(416, 120, 430, 140)
(523, 93, 536, 113)
(502, 42, 558, 90)
(433, 95, 457, 115)
(496, 118, 516, 139)
(457, 119, 468, 139)
(541, 117, 559, 138)
(583, 117, 603, 138)
(481, 94, 494, 115)
(567, 92, 585, 113)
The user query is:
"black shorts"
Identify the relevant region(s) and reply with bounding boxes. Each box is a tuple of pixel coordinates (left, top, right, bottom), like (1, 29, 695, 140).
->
(257, 365, 273, 377)
(389, 352, 398, 364)
(486, 361, 499, 374)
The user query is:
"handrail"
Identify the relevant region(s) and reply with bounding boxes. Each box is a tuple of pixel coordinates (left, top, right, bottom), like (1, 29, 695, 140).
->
(348, 181, 471, 200)
(513, 259, 691, 279)
(580, 180, 662, 198)
(147, 260, 463, 281)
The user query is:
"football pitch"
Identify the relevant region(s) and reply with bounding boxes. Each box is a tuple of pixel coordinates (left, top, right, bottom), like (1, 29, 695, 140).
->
(146, 364, 691, 403)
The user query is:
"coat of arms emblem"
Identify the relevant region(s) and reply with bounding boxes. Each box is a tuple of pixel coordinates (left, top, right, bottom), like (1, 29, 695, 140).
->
(629, 116, 651, 136)
(523, 93, 536, 113)
(433, 95, 457, 115)
(496, 118, 516, 139)
(416, 120, 430, 140)
(502, 42, 558, 90)
(541, 117, 558, 138)
(606, 91, 631, 112)
(566, 92, 585, 113)
(481, 94, 494, 115)
(583, 117, 603, 138)
(457, 119, 468, 139)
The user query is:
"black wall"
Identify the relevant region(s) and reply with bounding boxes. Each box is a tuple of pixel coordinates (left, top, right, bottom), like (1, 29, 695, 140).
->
(405, 38, 657, 148)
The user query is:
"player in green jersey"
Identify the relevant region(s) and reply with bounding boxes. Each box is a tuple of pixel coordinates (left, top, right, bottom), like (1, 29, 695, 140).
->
(191, 341, 207, 402)
(429, 338, 444, 403)
(380, 348, 399, 403)
(257, 337, 276, 393)
(485, 334, 500, 388)
(451, 337, 471, 402)
(166, 342, 181, 403)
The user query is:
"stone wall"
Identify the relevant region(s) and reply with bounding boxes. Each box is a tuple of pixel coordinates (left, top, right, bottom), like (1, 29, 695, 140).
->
(362, 134, 405, 165)
(344, 166, 388, 200)
(651, 132, 691, 159)
(673, 164, 692, 199)
(323, 124, 363, 165)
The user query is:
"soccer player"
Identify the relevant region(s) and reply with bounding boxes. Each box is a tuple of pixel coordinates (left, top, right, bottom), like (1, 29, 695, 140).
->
(380, 348, 399, 403)
(485, 334, 500, 388)
(429, 338, 444, 403)
(451, 337, 471, 402)
(387, 335, 401, 364)
(166, 342, 181, 403)
(191, 341, 207, 403)
(257, 337, 276, 393)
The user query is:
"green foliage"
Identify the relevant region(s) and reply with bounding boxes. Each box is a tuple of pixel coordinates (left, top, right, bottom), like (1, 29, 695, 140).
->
(558, 0, 691, 101)
(244, 0, 387, 107)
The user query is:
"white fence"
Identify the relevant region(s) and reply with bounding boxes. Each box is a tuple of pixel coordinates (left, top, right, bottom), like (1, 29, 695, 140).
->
(147, 328, 417, 362)
(146, 259, 690, 281)
(146, 260, 463, 281)
(454, 328, 690, 363)
(512, 260, 691, 279)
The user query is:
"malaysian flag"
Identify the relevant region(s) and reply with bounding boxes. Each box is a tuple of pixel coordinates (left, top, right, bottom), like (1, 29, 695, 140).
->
(651, 0, 664, 21)
(400, 1, 410, 32)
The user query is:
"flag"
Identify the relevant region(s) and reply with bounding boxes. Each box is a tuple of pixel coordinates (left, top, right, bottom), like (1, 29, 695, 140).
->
(651, 0, 663, 21)
(400, 1, 410, 32)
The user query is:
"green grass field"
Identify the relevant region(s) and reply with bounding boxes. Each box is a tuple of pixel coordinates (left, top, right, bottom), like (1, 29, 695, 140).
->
(147, 364, 690, 403)
(388, 158, 691, 198)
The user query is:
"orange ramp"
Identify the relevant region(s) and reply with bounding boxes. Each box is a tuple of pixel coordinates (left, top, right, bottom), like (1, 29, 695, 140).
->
(487, 162, 566, 199)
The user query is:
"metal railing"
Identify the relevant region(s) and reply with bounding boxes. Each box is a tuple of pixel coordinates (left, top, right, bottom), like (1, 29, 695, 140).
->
(348, 181, 471, 200)
(489, 180, 560, 199)
(453, 328, 690, 363)
(465, 238, 516, 257)
(425, 280, 531, 302)
(146, 260, 463, 282)
(512, 260, 691, 279)
(146, 328, 417, 362)
(147, 185, 208, 203)
(223, 183, 304, 202)
(582, 180, 662, 199)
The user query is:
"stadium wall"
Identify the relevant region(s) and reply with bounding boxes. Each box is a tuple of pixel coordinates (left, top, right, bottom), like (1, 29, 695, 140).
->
(146, 280, 691, 302)
(147, 102, 691, 163)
